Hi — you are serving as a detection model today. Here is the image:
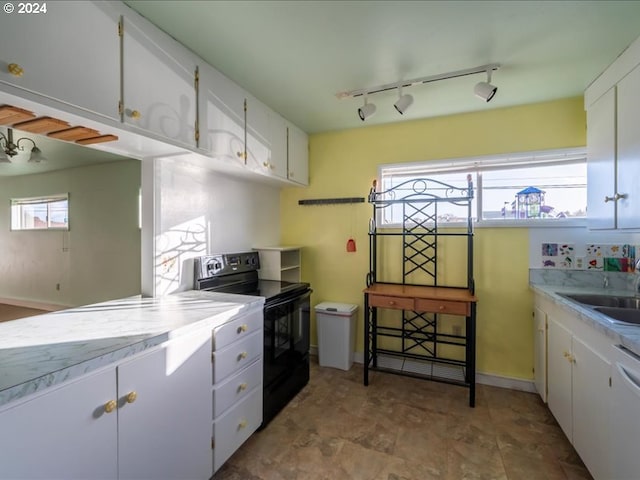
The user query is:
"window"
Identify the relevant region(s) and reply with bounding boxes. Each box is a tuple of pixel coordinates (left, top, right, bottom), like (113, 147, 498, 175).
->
(378, 148, 586, 226)
(11, 194, 69, 230)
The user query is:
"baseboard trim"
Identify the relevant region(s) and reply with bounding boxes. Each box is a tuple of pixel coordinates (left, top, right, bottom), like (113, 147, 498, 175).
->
(0, 297, 67, 312)
(310, 345, 536, 393)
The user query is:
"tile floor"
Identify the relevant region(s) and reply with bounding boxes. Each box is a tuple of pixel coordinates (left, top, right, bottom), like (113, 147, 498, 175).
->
(213, 359, 592, 480)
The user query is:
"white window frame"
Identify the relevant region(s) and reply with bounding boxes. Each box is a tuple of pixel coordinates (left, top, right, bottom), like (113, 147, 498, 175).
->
(378, 147, 587, 228)
(10, 194, 69, 231)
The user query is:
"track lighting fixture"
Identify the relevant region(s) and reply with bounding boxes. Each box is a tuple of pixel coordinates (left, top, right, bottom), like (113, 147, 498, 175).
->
(358, 96, 376, 121)
(393, 87, 414, 115)
(337, 63, 500, 119)
(474, 69, 498, 102)
(0, 128, 47, 163)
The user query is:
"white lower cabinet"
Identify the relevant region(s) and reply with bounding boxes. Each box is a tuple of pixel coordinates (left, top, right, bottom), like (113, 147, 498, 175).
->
(537, 295, 612, 480)
(0, 368, 118, 479)
(211, 307, 263, 473)
(117, 329, 212, 480)
(0, 327, 213, 479)
(533, 304, 547, 401)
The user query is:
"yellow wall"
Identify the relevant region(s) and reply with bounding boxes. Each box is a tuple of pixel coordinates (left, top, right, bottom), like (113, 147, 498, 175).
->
(280, 97, 585, 380)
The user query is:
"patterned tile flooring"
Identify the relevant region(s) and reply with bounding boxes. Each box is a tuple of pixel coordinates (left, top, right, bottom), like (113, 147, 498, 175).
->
(213, 359, 592, 480)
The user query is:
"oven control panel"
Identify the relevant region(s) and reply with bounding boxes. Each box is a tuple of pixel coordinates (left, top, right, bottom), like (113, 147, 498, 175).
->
(194, 252, 261, 282)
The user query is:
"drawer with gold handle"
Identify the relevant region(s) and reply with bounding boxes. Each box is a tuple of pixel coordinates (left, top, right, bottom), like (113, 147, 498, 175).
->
(369, 294, 414, 310)
(415, 298, 470, 316)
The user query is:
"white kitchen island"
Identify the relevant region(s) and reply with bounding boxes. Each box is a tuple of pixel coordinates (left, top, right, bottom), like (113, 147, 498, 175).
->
(0, 290, 264, 480)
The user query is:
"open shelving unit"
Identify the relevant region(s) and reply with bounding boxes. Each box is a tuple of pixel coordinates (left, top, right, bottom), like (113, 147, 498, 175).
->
(363, 176, 478, 406)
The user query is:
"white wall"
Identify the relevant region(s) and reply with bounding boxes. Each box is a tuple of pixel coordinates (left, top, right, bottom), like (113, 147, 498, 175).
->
(153, 158, 281, 295)
(0, 160, 141, 308)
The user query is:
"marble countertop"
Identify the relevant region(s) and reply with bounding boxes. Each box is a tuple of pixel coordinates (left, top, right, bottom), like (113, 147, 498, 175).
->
(0, 290, 264, 408)
(530, 283, 640, 358)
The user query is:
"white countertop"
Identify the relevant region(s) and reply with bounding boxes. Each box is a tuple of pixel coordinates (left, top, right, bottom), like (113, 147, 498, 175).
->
(531, 284, 640, 357)
(0, 290, 264, 408)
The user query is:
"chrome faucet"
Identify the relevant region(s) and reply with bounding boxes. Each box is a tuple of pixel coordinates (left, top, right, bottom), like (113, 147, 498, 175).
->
(635, 259, 640, 297)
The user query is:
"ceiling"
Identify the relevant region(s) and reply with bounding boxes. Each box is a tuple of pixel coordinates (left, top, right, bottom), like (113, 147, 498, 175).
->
(123, 1, 640, 134)
(3, 1, 640, 177)
(0, 128, 131, 177)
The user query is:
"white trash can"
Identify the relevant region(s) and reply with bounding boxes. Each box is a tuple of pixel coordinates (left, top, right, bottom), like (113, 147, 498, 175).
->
(315, 302, 358, 371)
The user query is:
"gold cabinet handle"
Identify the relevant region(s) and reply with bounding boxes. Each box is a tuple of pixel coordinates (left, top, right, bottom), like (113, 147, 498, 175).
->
(238, 351, 248, 360)
(269, 164, 275, 170)
(129, 110, 141, 119)
(438, 305, 446, 311)
(238, 383, 248, 392)
(388, 300, 395, 306)
(263, 161, 269, 167)
(563, 351, 570, 358)
(237, 324, 248, 334)
(236, 151, 247, 160)
(8, 63, 24, 77)
(238, 419, 247, 429)
(126, 391, 137, 404)
(104, 400, 117, 414)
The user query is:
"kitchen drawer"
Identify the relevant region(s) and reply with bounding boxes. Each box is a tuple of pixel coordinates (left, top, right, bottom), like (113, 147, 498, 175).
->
(415, 299, 470, 316)
(369, 294, 414, 311)
(213, 358, 262, 418)
(212, 330, 262, 383)
(212, 308, 262, 351)
(212, 386, 262, 473)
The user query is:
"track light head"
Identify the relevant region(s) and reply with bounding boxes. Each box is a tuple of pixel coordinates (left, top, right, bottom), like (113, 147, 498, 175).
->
(358, 97, 376, 121)
(474, 70, 497, 102)
(394, 88, 414, 115)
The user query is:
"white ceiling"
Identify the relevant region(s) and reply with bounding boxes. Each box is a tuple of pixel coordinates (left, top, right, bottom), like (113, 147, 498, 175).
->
(123, 0, 640, 134)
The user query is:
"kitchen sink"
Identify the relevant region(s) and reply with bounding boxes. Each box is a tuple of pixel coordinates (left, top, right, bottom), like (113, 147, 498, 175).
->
(594, 307, 640, 325)
(560, 293, 640, 309)
(558, 293, 640, 326)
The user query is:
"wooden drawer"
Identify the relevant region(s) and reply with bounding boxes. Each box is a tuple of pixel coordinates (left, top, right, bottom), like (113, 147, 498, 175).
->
(212, 308, 262, 351)
(213, 358, 262, 418)
(212, 330, 262, 383)
(212, 387, 262, 473)
(369, 294, 414, 310)
(415, 298, 469, 316)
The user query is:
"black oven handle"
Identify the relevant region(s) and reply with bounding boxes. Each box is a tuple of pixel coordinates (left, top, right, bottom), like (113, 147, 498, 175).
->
(265, 290, 311, 310)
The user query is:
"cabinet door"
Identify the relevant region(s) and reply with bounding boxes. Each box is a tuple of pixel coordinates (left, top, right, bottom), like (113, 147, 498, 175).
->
(121, 9, 198, 148)
(546, 316, 573, 441)
(117, 330, 212, 480)
(572, 335, 611, 480)
(586, 88, 616, 230)
(615, 63, 640, 229)
(199, 63, 246, 165)
(0, 368, 117, 479)
(288, 124, 309, 185)
(245, 95, 271, 173)
(267, 112, 288, 179)
(0, 1, 120, 120)
(533, 306, 547, 402)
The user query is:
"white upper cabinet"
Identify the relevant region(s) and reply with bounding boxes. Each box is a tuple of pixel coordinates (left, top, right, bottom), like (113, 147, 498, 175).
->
(615, 64, 640, 229)
(268, 113, 289, 179)
(288, 123, 309, 185)
(120, 7, 198, 148)
(199, 63, 246, 164)
(586, 88, 616, 229)
(0, 1, 120, 120)
(586, 35, 640, 230)
(245, 95, 272, 173)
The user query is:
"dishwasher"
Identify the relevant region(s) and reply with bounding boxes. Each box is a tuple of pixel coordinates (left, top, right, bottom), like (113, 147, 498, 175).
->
(611, 344, 640, 479)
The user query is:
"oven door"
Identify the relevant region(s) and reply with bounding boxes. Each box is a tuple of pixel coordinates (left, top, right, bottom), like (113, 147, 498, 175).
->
(263, 289, 311, 387)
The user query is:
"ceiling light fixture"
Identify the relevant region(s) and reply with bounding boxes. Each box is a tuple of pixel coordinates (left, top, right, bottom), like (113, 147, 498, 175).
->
(394, 87, 414, 115)
(337, 63, 501, 119)
(0, 128, 47, 163)
(358, 96, 376, 121)
(474, 69, 498, 102)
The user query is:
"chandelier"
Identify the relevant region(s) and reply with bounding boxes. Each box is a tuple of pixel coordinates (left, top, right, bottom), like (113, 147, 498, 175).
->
(0, 128, 47, 163)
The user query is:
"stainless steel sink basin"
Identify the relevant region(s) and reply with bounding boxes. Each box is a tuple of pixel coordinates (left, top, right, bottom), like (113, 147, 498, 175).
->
(558, 293, 640, 326)
(560, 293, 640, 309)
(594, 307, 640, 325)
